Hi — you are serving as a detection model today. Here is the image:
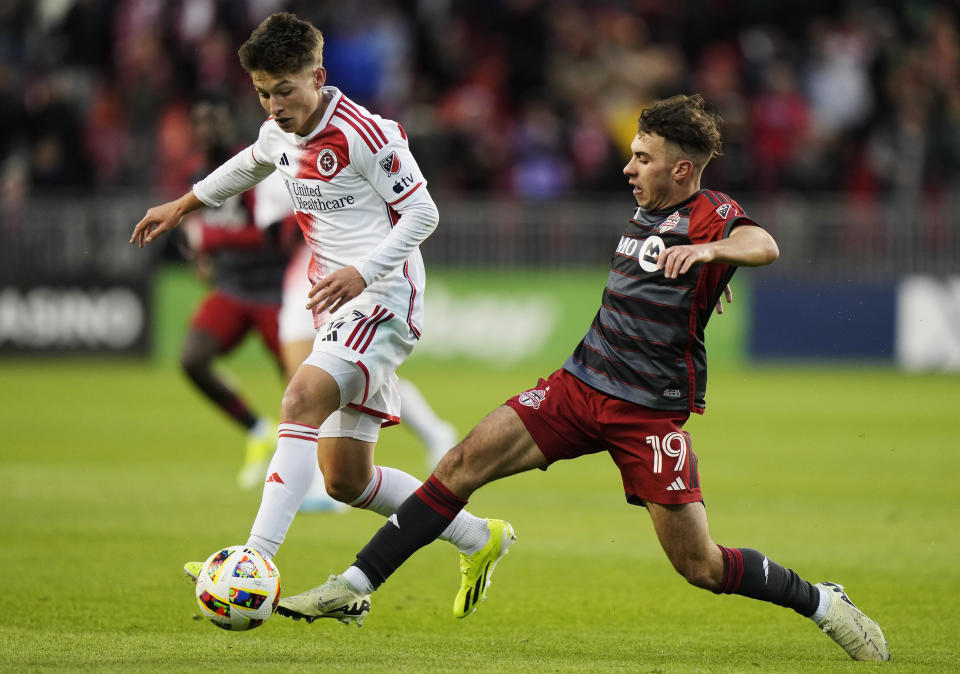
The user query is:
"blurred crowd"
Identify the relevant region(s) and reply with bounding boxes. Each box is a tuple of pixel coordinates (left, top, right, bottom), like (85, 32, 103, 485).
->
(1, 0, 958, 203)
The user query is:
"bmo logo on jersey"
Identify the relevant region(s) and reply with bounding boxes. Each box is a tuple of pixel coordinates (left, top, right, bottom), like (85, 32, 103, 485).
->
(616, 234, 665, 273)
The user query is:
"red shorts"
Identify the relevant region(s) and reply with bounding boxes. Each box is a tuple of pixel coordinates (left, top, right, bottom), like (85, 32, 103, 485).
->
(189, 291, 282, 361)
(505, 368, 702, 506)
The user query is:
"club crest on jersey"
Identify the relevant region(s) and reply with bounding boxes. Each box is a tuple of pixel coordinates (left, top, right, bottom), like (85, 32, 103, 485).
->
(658, 211, 681, 233)
(317, 148, 338, 177)
(715, 203, 732, 219)
(518, 387, 549, 410)
(379, 151, 401, 176)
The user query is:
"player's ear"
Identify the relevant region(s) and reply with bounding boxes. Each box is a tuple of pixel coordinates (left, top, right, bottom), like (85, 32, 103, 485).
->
(314, 66, 327, 89)
(673, 158, 693, 183)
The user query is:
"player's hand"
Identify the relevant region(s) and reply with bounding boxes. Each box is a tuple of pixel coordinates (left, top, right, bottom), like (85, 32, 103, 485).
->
(130, 201, 185, 248)
(657, 243, 713, 279)
(306, 266, 367, 314)
(130, 191, 202, 248)
(715, 284, 733, 315)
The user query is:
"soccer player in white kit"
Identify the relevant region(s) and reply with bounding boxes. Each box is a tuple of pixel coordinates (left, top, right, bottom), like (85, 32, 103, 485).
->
(130, 12, 514, 622)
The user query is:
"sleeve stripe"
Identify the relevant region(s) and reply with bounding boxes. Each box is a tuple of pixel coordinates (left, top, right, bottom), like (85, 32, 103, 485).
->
(335, 102, 385, 153)
(340, 98, 388, 145)
(333, 111, 378, 153)
(388, 181, 424, 205)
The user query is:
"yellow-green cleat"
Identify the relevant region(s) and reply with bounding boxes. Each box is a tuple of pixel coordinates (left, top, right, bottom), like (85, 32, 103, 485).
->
(454, 519, 516, 619)
(237, 420, 278, 489)
(183, 561, 202, 584)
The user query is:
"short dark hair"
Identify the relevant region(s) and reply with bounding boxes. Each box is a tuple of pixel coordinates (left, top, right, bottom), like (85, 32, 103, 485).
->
(638, 94, 723, 165)
(238, 12, 324, 74)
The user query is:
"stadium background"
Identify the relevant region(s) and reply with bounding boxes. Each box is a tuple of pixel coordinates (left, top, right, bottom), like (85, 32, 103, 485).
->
(1, 1, 958, 672)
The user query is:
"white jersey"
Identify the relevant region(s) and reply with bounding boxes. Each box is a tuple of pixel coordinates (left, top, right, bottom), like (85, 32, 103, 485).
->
(193, 87, 437, 338)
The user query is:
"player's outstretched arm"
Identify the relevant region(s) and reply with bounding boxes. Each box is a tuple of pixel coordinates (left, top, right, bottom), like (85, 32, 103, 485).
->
(659, 225, 779, 279)
(130, 191, 204, 248)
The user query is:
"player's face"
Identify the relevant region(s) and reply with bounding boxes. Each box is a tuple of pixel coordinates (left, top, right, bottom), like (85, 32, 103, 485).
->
(251, 66, 327, 136)
(623, 132, 682, 211)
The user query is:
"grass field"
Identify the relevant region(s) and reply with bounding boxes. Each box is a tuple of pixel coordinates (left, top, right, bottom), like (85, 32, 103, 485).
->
(2, 271, 958, 672)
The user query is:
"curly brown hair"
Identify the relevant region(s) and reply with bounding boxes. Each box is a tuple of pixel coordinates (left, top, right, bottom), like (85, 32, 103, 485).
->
(638, 94, 723, 166)
(238, 12, 324, 74)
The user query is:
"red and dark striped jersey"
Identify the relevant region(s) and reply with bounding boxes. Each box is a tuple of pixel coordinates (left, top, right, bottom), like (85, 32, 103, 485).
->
(563, 189, 759, 414)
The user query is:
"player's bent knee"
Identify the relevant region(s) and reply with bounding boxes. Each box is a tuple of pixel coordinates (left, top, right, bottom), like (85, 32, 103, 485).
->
(671, 557, 722, 591)
(280, 386, 320, 423)
(179, 353, 210, 380)
(321, 475, 362, 503)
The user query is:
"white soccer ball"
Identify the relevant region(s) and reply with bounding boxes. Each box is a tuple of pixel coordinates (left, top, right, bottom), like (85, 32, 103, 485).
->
(195, 546, 281, 631)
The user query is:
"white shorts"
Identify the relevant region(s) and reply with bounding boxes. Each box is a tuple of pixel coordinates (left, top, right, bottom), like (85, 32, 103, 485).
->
(279, 245, 317, 344)
(304, 300, 415, 433)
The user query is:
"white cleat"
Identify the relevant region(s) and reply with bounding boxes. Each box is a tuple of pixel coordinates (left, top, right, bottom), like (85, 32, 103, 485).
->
(276, 574, 371, 626)
(816, 582, 890, 661)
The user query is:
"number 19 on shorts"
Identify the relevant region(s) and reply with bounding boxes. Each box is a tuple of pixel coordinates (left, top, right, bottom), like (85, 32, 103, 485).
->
(645, 432, 688, 474)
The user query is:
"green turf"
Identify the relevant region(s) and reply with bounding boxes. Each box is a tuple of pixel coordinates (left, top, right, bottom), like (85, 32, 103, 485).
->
(1, 354, 957, 672)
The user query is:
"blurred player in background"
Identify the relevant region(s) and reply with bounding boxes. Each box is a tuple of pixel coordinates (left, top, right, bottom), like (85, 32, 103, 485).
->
(279, 95, 890, 663)
(176, 95, 297, 489)
(130, 12, 502, 613)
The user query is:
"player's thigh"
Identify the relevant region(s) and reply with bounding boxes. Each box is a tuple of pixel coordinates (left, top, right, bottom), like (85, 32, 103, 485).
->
(603, 405, 702, 507)
(436, 405, 546, 496)
(282, 363, 342, 424)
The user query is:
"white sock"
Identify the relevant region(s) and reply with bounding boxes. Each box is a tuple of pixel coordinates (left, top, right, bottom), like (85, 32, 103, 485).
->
(811, 585, 832, 624)
(246, 422, 318, 559)
(349, 465, 489, 554)
(342, 565, 375, 594)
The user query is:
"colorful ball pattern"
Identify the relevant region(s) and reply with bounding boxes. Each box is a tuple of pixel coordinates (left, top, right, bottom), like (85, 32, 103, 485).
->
(195, 546, 281, 631)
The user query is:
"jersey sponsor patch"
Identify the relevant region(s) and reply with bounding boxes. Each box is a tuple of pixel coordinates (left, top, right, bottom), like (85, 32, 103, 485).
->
(379, 151, 401, 176)
(317, 148, 338, 177)
(638, 235, 665, 273)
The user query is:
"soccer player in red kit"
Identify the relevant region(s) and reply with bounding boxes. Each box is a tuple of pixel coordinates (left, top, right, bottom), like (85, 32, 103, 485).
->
(278, 95, 890, 663)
